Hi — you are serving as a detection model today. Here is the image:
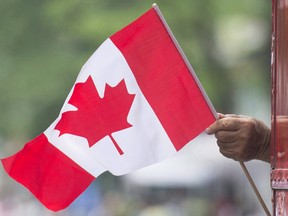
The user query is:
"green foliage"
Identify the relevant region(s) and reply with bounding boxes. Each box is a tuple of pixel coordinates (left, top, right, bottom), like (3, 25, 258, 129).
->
(0, 0, 271, 142)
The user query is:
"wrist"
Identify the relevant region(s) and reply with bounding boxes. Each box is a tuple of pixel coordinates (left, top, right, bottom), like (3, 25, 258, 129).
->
(255, 128, 271, 163)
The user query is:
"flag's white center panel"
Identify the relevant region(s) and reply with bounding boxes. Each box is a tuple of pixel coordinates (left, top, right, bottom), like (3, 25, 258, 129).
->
(44, 39, 176, 177)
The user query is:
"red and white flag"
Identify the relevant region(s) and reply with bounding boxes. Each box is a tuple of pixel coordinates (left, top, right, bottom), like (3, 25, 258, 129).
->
(1, 4, 216, 212)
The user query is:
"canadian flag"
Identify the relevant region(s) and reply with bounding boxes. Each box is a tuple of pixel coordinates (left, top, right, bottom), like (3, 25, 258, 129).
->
(1, 4, 216, 212)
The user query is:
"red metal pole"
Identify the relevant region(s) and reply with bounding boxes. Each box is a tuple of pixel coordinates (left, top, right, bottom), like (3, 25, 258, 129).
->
(271, 0, 288, 215)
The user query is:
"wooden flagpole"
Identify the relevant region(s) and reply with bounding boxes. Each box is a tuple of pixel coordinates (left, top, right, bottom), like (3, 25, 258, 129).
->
(239, 162, 271, 216)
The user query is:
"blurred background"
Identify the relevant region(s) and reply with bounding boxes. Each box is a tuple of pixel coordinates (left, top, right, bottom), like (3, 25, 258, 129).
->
(0, 0, 272, 215)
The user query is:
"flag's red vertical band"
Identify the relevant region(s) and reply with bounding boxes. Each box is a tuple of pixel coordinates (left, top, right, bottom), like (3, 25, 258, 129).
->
(110, 9, 215, 151)
(1, 133, 95, 211)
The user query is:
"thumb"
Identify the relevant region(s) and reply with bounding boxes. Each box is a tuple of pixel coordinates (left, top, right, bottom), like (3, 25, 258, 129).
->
(206, 122, 218, 135)
(206, 113, 242, 134)
(217, 113, 225, 119)
(206, 113, 223, 134)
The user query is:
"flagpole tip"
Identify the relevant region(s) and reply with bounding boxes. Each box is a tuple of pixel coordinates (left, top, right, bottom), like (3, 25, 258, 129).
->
(152, 3, 157, 8)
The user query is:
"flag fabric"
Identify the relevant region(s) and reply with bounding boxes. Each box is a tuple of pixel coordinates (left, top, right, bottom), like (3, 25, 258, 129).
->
(1, 4, 216, 212)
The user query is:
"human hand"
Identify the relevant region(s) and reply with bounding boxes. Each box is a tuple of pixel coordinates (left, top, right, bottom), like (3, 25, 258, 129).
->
(206, 113, 271, 163)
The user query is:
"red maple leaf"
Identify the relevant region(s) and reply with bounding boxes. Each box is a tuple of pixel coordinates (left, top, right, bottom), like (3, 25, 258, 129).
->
(55, 76, 135, 155)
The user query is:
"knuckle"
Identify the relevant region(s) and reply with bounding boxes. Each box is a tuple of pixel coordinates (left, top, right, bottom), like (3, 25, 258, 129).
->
(215, 131, 224, 140)
(238, 133, 249, 142)
(221, 119, 231, 129)
(243, 118, 257, 130)
(220, 149, 235, 160)
(216, 140, 223, 147)
(239, 119, 257, 139)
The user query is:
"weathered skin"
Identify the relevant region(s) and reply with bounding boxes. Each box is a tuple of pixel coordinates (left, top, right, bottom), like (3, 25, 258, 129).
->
(206, 113, 271, 163)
